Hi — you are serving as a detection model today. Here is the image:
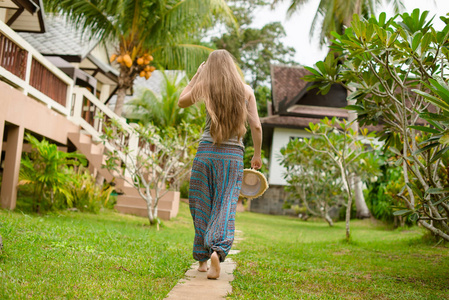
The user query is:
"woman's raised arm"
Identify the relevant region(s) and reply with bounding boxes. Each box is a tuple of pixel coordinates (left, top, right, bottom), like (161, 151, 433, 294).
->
(178, 62, 205, 108)
(246, 85, 263, 169)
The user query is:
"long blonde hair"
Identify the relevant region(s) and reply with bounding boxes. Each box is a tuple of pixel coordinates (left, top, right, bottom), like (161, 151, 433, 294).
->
(191, 50, 247, 145)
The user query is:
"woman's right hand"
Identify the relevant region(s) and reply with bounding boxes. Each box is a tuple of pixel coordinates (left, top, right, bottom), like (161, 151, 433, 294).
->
(251, 155, 262, 170)
(197, 61, 205, 73)
(193, 61, 205, 77)
(189, 62, 206, 86)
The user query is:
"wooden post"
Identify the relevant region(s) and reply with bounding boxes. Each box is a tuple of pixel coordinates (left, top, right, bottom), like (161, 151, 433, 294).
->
(22, 51, 32, 96)
(0, 118, 4, 157)
(1, 124, 24, 209)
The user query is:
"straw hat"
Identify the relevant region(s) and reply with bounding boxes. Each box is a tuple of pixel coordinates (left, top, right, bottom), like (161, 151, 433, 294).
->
(240, 169, 269, 199)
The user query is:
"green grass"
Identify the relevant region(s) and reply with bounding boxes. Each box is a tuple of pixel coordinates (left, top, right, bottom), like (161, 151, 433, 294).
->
(2, 202, 448, 299)
(230, 212, 449, 300)
(0, 202, 195, 299)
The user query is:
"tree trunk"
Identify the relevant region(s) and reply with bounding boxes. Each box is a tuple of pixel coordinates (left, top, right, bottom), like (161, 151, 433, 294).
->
(348, 90, 371, 219)
(345, 195, 353, 240)
(419, 219, 449, 242)
(114, 87, 127, 116)
(324, 212, 334, 227)
(113, 63, 136, 117)
(337, 161, 352, 240)
(352, 175, 370, 218)
(146, 197, 155, 225)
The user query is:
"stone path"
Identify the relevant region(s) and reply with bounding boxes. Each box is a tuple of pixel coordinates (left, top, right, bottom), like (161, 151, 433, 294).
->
(165, 230, 243, 300)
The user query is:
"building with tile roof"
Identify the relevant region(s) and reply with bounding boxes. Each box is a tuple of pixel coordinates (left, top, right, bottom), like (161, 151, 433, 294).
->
(0, 0, 45, 33)
(261, 64, 348, 185)
(19, 15, 119, 101)
(252, 64, 349, 215)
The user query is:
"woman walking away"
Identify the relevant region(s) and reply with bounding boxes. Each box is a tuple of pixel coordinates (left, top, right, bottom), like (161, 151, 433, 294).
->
(178, 50, 262, 279)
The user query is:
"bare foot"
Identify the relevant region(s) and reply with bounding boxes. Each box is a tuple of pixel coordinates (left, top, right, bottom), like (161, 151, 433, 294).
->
(207, 251, 221, 279)
(198, 261, 208, 272)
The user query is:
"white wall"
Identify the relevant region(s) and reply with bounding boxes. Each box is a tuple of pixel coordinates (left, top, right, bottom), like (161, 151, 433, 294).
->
(268, 127, 313, 186)
(0, 9, 6, 23)
(90, 44, 110, 66)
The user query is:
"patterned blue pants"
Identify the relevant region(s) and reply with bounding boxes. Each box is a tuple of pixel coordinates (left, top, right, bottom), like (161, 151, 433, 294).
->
(188, 142, 244, 262)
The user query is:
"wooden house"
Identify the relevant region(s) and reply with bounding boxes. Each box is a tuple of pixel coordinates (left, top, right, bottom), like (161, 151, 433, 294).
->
(0, 7, 179, 220)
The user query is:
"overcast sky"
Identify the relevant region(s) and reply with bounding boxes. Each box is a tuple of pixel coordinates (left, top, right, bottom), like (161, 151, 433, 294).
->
(251, 0, 449, 67)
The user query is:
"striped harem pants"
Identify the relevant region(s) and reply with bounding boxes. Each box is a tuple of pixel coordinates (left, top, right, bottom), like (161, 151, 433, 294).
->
(188, 141, 244, 262)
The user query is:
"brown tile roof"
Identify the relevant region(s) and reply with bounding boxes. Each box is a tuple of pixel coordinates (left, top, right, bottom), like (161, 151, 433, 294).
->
(271, 64, 311, 114)
(261, 115, 384, 132)
(286, 105, 349, 118)
(261, 115, 323, 129)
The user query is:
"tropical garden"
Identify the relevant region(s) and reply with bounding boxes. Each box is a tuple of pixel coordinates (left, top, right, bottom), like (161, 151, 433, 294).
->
(0, 0, 448, 299)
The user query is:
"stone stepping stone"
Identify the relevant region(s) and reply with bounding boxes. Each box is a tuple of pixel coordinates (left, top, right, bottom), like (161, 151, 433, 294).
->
(165, 230, 243, 299)
(164, 258, 236, 300)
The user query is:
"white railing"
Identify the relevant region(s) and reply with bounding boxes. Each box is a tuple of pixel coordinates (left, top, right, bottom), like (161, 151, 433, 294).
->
(0, 20, 73, 116)
(70, 86, 139, 154)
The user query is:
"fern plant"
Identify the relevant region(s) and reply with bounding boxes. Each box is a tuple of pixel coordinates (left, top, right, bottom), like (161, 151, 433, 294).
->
(18, 134, 85, 213)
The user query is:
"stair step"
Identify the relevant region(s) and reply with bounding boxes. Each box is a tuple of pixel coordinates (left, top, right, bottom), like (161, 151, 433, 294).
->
(116, 195, 146, 207)
(116, 195, 176, 210)
(114, 204, 173, 220)
(90, 143, 104, 155)
(69, 132, 114, 182)
(78, 142, 92, 154)
(79, 133, 92, 144)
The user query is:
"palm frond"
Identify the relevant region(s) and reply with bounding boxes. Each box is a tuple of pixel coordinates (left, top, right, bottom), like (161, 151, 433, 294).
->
(125, 70, 202, 127)
(154, 44, 213, 76)
(389, 0, 405, 13)
(143, 0, 235, 49)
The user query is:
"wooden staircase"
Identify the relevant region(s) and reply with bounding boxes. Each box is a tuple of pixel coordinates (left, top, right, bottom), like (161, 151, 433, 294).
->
(114, 182, 180, 221)
(68, 130, 180, 221)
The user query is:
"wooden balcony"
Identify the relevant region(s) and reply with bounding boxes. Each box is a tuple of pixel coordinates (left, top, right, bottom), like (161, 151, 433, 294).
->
(0, 20, 73, 116)
(0, 33, 27, 80)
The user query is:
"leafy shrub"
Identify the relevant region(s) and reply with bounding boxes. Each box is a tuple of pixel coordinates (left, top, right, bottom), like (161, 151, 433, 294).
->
(180, 179, 190, 199)
(364, 152, 408, 226)
(18, 134, 85, 213)
(17, 134, 112, 214)
(68, 167, 114, 213)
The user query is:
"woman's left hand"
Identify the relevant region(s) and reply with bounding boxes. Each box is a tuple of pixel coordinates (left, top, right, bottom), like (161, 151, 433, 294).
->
(251, 155, 262, 170)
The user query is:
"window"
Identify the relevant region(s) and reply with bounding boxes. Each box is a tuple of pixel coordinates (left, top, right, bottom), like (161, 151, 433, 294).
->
(289, 136, 304, 142)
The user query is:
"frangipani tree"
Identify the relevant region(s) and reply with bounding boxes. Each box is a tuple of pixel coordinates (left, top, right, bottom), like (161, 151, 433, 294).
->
(283, 117, 379, 239)
(100, 118, 200, 225)
(303, 10, 449, 241)
(44, 0, 235, 115)
(281, 137, 346, 226)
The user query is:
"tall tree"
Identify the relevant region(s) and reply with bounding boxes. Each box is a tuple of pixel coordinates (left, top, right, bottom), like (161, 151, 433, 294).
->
(44, 0, 235, 116)
(272, 0, 403, 45)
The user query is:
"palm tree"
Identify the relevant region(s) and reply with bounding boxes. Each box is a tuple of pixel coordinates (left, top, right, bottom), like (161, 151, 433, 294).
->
(273, 0, 403, 45)
(125, 70, 205, 128)
(44, 0, 235, 116)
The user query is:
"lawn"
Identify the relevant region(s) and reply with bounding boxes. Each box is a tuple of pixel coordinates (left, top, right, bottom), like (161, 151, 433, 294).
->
(1, 202, 448, 299)
(230, 212, 449, 299)
(0, 203, 195, 299)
